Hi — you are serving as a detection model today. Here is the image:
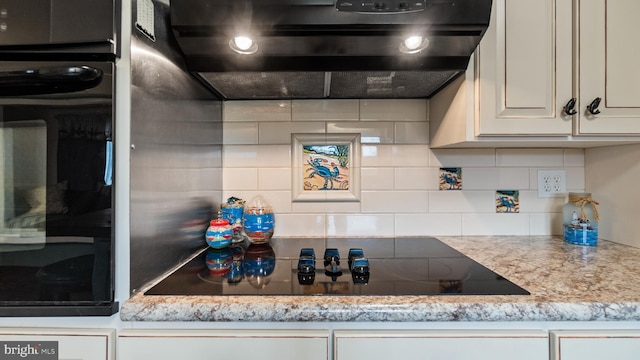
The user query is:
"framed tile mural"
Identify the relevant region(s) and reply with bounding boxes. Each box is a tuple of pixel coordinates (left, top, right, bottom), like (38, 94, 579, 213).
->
(292, 133, 361, 202)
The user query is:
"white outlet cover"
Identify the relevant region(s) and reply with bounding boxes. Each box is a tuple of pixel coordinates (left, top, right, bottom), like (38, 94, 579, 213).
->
(537, 169, 567, 197)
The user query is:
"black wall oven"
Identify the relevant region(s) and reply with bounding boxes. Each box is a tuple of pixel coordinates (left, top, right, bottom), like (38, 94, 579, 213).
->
(0, 0, 118, 316)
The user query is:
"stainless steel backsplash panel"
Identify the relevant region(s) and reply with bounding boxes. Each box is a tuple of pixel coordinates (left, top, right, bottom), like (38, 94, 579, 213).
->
(129, 0, 222, 294)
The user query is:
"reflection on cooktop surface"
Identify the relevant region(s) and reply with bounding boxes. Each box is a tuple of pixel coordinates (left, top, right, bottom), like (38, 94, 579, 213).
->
(144, 237, 530, 296)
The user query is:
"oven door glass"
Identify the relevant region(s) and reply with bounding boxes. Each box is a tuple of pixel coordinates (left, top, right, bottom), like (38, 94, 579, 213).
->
(0, 61, 115, 315)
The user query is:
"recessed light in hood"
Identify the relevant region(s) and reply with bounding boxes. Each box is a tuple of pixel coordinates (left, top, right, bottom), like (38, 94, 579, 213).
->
(170, 0, 493, 100)
(399, 35, 429, 54)
(229, 36, 259, 55)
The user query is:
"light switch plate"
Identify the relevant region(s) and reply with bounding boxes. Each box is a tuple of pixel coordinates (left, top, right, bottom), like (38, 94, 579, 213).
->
(538, 169, 567, 197)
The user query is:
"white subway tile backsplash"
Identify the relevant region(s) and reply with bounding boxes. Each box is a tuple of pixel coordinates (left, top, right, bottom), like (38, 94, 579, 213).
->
(529, 168, 542, 190)
(326, 214, 395, 237)
(518, 191, 565, 213)
(274, 214, 326, 237)
(530, 212, 562, 236)
(258, 145, 292, 167)
(224, 145, 291, 168)
(292, 99, 359, 121)
(361, 190, 428, 213)
(496, 148, 564, 167)
(223, 122, 259, 145)
(361, 145, 430, 167)
(221, 100, 586, 237)
(394, 121, 430, 144)
(430, 148, 496, 167)
(463, 167, 530, 190)
(360, 99, 427, 121)
(361, 168, 395, 190)
(394, 167, 439, 190)
(395, 214, 462, 236)
(260, 191, 294, 214)
(292, 201, 361, 214)
(429, 191, 495, 213)
(462, 213, 530, 235)
(224, 145, 262, 167)
(258, 122, 325, 144)
(224, 100, 291, 122)
(258, 168, 291, 191)
(327, 122, 394, 144)
(222, 168, 258, 190)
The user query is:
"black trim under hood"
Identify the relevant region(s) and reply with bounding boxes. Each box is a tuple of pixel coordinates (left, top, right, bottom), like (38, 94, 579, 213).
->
(170, 0, 492, 100)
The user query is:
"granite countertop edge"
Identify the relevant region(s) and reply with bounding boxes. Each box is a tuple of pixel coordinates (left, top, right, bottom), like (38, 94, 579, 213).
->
(119, 298, 640, 322)
(120, 236, 640, 322)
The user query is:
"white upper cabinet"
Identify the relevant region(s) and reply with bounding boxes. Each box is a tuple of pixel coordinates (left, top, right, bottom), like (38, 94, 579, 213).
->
(429, 0, 640, 147)
(476, 0, 573, 136)
(576, 0, 640, 134)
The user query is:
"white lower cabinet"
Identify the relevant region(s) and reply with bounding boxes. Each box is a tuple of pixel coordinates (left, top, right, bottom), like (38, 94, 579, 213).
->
(0, 327, 114, 360)
(116, 328, 640, 360)
(118, 329, 329, 360)
(334, 330, 548, 360)
(550, 330, 640, 360)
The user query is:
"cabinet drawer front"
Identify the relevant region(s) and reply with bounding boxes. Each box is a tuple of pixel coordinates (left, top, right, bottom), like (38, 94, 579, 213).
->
(334, 330, 548, 360)
(0, 328, 114, 360)
(551, 330, 640, 360)
(119, 329, 329, 360)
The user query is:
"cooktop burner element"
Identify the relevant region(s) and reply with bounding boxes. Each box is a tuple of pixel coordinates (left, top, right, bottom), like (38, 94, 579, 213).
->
(144, 237, 530, 296)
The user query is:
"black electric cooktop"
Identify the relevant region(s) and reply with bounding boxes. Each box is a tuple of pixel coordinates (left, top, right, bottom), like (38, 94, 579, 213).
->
(145, 237, 529, 296)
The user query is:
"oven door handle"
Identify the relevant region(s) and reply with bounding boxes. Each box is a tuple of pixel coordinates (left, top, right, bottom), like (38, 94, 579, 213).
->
(0, 65, 103, 96)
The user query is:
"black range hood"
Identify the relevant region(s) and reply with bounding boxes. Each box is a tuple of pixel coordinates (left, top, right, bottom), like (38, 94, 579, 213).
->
(170, 0, 492, 100)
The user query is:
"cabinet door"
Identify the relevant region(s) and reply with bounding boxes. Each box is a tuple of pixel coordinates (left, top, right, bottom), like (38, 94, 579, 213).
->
(0, 328, 114, 360)
(551, 330, 640, 360)
(577, 0, 640, 134)
(334, 330, 548, 360)
(476, 0, 573, 135)
(118, 329, 329, 360)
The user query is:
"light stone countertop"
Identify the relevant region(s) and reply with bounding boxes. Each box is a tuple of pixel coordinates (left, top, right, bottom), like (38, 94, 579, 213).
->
(120, 236, 640, 322)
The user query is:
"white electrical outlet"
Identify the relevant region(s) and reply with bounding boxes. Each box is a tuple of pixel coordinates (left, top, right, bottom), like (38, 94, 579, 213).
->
(537, 169, 567, 197)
